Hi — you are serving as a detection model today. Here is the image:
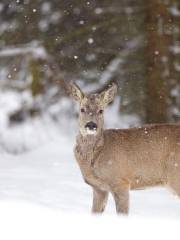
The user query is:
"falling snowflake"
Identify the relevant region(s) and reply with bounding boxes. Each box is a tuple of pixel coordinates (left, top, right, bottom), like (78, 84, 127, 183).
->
(7, 74, 12, 79)
(95, 8, 103, 14)
(174, 163, 178, 167)
(79, 20, 84, 25)
(92, 26, 96, 31)
(144, 128, 148, 134)
(88, 38, 94, 44)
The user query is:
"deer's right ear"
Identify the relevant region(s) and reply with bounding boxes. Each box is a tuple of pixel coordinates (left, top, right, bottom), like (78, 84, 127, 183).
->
(67, 82, 84, 102)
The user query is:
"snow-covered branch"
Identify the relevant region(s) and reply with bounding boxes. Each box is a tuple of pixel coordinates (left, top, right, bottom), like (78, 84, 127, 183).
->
(0, 41, 47, 59)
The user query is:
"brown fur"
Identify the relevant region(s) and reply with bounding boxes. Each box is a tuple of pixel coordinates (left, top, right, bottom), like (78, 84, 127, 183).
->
(68, 82, 180, 214)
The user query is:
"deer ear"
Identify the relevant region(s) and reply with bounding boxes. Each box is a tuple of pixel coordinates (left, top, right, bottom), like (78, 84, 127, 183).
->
(67, 82, 84, 102)
(100, 83, 117, 106)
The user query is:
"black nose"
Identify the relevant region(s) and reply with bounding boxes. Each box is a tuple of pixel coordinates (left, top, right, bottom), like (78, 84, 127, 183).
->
(85, 121, 97, 130)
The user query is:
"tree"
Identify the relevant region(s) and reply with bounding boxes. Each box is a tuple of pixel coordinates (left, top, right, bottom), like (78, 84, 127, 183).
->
(0, 0, 179, 124)
(169, 0, 180, 122)
(145, 0, 179, 123)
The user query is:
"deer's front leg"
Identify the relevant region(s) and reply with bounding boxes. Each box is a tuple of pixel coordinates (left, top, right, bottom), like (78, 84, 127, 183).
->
(112, 185, 129, 215)
(81, 164, 111, 192)
(92, 187, 109, 213)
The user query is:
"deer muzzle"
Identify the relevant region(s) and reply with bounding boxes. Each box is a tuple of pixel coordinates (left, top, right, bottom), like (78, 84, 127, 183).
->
(85, 121, 97, 135)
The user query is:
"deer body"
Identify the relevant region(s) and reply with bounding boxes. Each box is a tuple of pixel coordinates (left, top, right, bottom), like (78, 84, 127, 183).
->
(68, 82, 180, 214)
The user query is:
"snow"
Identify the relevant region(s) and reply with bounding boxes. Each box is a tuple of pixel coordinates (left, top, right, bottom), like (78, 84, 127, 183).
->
(171, 46, 180, 54)
(41, 2, 51, 14)
(0, 41, 47, 59)
(95, 8, 103, 14)
(170, 5, 180, 17)
(0, 89, 77, 153)
(79, 20, 84, 25)
(88, 38, 94, 44)
(175, 62, 180, 72)
(0, 202, 179, 240)
(80, 36, 143, 93)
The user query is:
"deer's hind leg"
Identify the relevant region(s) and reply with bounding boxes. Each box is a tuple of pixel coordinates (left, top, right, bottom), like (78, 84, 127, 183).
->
(167, 176, 180, 197)
(92, 187, 109, 213)
(166, 151, 180, 197)
(167, 173, 180, 197)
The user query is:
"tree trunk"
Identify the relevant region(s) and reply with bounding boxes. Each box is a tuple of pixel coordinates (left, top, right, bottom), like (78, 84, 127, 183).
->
(145, 1, 173, 123)
(169, 1, 180, 122)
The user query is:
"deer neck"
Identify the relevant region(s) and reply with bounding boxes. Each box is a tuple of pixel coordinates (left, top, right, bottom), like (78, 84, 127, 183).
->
(76, 131, 104, 164)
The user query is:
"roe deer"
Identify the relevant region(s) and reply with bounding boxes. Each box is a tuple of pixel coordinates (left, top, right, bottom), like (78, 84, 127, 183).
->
(68, 82, 180, 214)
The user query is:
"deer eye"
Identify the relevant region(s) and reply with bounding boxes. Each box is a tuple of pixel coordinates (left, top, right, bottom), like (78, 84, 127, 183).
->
(99, 109, 103, 114)
(81, 108, 85, 113)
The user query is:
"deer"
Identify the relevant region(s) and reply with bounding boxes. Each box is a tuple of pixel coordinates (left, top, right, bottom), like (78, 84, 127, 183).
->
(68, 82, 180, 214)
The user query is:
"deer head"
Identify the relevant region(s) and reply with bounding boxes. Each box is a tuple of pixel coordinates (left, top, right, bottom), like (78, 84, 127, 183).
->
(68, 82, 117, 136)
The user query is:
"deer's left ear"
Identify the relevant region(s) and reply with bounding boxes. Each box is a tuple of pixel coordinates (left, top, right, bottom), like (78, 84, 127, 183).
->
(100, 83, 117, 106)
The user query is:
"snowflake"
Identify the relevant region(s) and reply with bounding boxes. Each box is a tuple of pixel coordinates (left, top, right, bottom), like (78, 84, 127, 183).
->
(95, 8, 103, 14)
(174, 163, 178, 167)
(7, 74, 12, 79)
(88, 38, 94, 44)
(144, 128, 148, 134)
(79, 20, 84, 25)
(92, 26, 96, 31)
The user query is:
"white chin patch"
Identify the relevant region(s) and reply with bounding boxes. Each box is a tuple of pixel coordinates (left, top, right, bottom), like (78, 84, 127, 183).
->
(86, 129, 97, 135)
